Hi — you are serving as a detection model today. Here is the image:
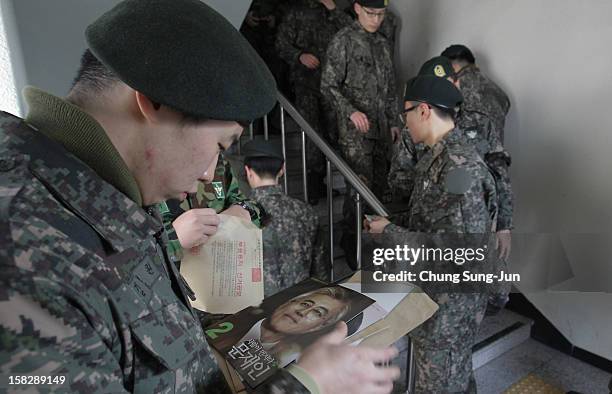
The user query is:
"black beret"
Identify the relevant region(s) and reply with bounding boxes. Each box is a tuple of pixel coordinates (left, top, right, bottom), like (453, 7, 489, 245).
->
(86, 0, 276, 123)
(441, 44, 476, 64)
(418, 56, 455, 79)
(242, 139, 284, 161)
(403, 75, 463, 109)
(356, 0, 389, 8)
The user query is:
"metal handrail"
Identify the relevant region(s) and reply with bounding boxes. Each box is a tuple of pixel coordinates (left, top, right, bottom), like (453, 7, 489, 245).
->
(276, 92, 389, 217)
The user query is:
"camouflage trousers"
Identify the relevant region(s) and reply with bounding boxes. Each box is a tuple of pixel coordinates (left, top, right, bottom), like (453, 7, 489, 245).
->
(295, 86, 337, 176)
(339, 131, 390, 231)
(409, 293, 487, 393)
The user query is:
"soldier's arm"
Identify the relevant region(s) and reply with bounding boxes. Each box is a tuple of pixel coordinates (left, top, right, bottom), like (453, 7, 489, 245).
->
(388, 133, 419, 199)
(275, 10, 302, 66)
(321, 36, 358, 115)
(481, 122, 513, 230)
(384, 47, 401, 129)
(223, 162, 266, 228)
(327, 5, 352, 28)
(0, 272, 128, 393)
(309, 215, 331, 283)
(485, 148, 513, 231)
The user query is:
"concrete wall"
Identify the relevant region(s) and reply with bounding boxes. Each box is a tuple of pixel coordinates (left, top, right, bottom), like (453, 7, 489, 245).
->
(0, 0, 26, 115)
(6, 0, 250, 100)
(392, 0, 612, 360)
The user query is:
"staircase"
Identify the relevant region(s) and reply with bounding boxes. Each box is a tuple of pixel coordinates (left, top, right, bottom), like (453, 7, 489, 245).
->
(228, 98, 536, 393)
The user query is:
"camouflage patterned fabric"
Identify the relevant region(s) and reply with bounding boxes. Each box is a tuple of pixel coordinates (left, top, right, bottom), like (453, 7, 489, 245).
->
(389, 109, 513, 231)
(159, 158, 266, 264)
(322, 20, 401, 237)
(250, 185, 329, 297)
(276, 0, 351, 176)
(384, 129, 496, 393)
(456, 64, 511, 143)
(0, 92, 309, 393)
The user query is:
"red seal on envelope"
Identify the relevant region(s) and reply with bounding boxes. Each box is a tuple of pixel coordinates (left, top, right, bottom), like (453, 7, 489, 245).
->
(252, 268, 262, 282)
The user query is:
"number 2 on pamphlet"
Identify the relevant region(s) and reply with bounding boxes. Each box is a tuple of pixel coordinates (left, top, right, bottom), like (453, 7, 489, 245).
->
(205, 322, 234, 339)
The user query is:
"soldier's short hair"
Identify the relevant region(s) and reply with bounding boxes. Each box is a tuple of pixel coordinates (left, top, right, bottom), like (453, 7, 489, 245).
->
(68, 49, 209, 124)
(244, 156, 284, 179)
(68, 49, 119, 105)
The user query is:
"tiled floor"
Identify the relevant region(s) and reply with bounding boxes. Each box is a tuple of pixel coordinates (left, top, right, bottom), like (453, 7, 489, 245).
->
(475, 339, 611, 394)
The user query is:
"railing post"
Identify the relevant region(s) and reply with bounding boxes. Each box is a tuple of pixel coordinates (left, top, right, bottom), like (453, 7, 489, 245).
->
(355, 192, 362, 270)
(280, 106, 288, 195)
(301, 130, 308, 203)
(263, 114, 269, 141)
(249, 123, 254, 140)
(407, 338, 416, 393)
(327, 159, 334, 282)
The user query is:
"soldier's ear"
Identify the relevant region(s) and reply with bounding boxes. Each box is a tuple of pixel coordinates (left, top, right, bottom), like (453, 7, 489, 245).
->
(277, 164, 285, 180)
(134, 90, 175, 125)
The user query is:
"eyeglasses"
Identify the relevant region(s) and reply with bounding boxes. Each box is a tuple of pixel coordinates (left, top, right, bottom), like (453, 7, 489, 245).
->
(362, 7, 386, 18)
(398, 104, 426, 124)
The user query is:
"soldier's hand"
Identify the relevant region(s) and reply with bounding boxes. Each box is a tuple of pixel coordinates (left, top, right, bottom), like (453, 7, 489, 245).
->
(319, 0, 337, 11)
(220, 204, 251, 222)
(350, 111, 370, 133)
(496, 229, 512, 260)
(245, 11, 260, 28)
(390, 127, 401, 143)
(297, 322, 400, 394)
(172, 208, 221, 249)
(365, 216, 390, 234)
(299, 53, 320, 69)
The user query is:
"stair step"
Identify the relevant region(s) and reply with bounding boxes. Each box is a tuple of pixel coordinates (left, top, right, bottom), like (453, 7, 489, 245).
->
(472, 309, 533, 370)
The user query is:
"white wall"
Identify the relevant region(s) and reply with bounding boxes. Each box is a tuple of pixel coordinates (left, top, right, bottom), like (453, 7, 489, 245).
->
(0, 0, 26, 115)
(8, 0, 250, 99)
(392, 0, 612, 360)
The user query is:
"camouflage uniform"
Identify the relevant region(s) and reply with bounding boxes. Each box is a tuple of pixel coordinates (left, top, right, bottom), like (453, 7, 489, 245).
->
(384, 129, 497, 393)
(321, 20, 401, 239)
(250, 185, 329, 297)
(456, 64, 511, 142)
(455, 65, 512, 310)
(344, 5, 399, 57)
(276, 0, 351, 180)
(159, 158, 265, 265)
(0, 90, 308, 393)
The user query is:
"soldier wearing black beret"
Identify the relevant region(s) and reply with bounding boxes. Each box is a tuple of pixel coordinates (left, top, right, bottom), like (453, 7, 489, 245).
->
(0, 0, 400, 393)
(368, 75, 497, 393)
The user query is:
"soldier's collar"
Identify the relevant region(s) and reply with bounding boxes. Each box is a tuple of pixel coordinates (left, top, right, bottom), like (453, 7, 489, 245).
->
(455, 64, 479, 79)
(24, 87, 143, 206)
(249, 184, 283, 198)
(431, 128, 462, 157)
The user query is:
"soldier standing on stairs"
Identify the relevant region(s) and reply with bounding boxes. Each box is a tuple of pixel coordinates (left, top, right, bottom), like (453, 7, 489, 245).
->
(276, 0, 351, 204)
(321, 0, 402, 268)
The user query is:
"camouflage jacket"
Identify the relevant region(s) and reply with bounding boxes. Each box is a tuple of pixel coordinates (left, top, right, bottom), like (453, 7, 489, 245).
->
(159, 158, 265, 264)
(385, 129, 497, 234)
(275, 0, 351, 92)
(456, 64, 511, 142)
(0, 106, 307, 392)
(389, 111, 513, 230)
(249, 185, 329, 297)
(321, 20, 401, 140)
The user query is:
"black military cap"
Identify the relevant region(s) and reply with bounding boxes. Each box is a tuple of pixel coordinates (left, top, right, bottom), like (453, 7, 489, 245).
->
(86, 0, 276, 123)
(418, 56, 455, 79)
(403, 75, 463, 109)
(242, 139, 284, 161)
(441, 44, 476, 64)
(356, 0, 389, 8)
